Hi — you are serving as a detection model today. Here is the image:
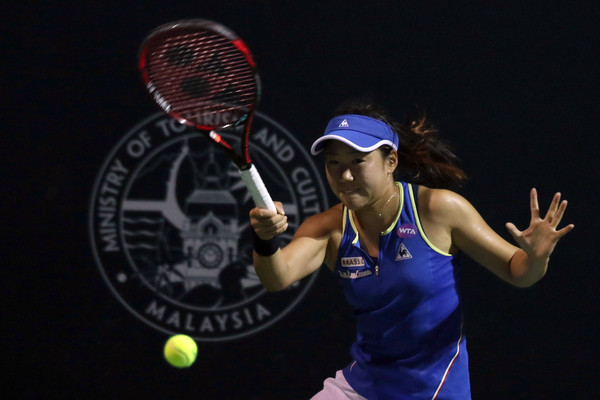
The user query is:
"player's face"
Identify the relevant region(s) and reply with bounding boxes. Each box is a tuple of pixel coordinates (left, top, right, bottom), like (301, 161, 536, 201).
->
(324, 141, 395, 211)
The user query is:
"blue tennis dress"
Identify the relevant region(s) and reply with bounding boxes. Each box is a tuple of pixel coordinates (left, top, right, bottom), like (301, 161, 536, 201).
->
(336, 182, 471, 400)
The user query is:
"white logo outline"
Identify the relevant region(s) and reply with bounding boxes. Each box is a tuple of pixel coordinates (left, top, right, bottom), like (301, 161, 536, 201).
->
(89, 111, 329, 342)
(395, 243, 413, 261)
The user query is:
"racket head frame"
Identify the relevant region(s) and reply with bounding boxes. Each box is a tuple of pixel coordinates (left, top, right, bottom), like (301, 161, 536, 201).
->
(138, 19, 275, 211)
(138, 19, 261, 167)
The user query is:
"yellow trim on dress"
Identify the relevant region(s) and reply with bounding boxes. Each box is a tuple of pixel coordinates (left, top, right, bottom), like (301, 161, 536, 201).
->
(408, 184, 452, 257)
(342, 204, 348, 237)
(348, 207, 360, 245)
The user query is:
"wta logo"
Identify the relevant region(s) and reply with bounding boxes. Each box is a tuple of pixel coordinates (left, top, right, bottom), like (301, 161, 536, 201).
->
(89, 111, 328, 342)
(397, 223, 418, 239)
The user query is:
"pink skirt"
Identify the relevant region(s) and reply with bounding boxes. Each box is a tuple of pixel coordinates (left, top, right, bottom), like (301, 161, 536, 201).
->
(311, 370, 367, 400)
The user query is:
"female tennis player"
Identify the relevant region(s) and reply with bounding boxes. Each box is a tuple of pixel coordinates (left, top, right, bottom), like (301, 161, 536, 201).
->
(249, 99, 574, 400)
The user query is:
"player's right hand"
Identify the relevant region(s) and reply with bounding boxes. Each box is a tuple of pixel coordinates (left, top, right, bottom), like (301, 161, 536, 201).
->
(250, 201, 288, 240)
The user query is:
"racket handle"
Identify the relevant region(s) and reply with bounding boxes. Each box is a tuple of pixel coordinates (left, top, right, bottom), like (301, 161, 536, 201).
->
(240, 164, 277, 212)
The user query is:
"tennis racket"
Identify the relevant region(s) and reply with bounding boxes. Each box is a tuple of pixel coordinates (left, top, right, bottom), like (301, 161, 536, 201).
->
(139, 19, 275, 211)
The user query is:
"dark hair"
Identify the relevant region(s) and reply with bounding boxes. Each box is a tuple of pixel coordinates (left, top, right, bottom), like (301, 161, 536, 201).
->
(332, 98, 467, 188)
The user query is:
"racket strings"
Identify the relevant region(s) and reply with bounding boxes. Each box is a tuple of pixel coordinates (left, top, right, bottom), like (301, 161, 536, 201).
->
(145, 31, 257, 128)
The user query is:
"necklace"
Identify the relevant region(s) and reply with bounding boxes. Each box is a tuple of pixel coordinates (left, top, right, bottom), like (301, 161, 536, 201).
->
(378, 185, 399, 218)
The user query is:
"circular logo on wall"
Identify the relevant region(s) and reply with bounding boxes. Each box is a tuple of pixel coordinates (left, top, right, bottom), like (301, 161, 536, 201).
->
(89, 112, 328, 342)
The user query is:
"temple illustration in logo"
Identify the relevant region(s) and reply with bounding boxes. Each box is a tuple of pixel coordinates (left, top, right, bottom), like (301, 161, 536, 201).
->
(122, 141, 260, 307)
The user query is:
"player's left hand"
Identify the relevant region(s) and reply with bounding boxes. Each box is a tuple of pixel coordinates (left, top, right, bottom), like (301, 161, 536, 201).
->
(505, 188, 574, 261)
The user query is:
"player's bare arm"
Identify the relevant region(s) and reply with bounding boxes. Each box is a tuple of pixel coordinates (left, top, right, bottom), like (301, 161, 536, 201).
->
(250, 203, 343, 291)
(419, 187, 573, 287)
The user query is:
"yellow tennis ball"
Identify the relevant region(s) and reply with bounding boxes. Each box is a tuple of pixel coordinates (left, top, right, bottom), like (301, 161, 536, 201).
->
(163, 334, 197, 368)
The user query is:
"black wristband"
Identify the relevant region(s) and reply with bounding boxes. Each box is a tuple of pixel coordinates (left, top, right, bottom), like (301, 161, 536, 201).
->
(251, 229, 280, 256)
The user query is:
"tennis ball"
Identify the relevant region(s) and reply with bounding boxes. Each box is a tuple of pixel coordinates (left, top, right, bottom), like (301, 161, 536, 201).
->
(164, 334, 197, 368)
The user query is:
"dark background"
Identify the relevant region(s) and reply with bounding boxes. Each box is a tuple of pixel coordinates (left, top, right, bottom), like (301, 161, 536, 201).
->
(4, 1, 598, 399)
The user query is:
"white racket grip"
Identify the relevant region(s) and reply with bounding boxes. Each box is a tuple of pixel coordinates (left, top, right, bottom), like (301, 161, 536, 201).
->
(240, 164, 276, 212)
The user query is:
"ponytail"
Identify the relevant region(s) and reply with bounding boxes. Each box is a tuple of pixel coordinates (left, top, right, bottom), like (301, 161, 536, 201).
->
(332, 98, 466, 188)
(395, 113, 466, 188)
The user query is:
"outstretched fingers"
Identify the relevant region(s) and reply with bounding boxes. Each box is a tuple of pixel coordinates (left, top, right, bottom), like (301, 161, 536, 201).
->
(556, 222, 575, 239)
(529, 188, 541, 221)
(549, 196, 567, 227)
(543, 192, 562, 223)
(505, 222, 522, 240)
(538, 190, 575, 237)
(507, 189, 574, 261)
(553, 198, 575, 238)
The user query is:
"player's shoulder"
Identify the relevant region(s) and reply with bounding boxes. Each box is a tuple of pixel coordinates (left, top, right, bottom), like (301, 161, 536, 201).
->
(308, 203, 344, 229)
(418, 186, 466, 205)
(296, 203, 344, 237)
(417, 186, 474, 221)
